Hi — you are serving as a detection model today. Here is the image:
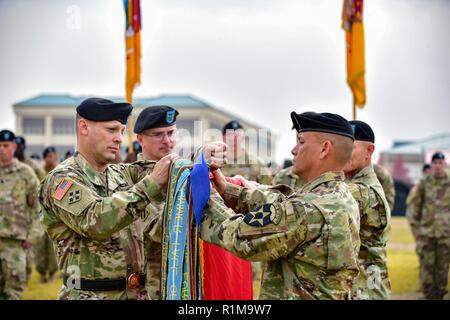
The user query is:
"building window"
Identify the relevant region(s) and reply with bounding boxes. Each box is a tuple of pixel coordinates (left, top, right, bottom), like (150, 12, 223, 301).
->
(53, 118, 75, 135)
(23, 117, 45, 135)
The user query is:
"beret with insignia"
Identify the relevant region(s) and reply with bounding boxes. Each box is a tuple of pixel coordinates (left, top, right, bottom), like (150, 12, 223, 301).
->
(431, 151, 445, 162)
(0, 129, 16, 142)
(76, 97, 132, 125)
(222, 120, 243, 135)
(349, 120, 375, 143)
(290, 111, 354, 141)
(134, 105, 179, 133)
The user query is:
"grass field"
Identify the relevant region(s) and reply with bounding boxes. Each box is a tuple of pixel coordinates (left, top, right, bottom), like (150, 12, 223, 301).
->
(22, 217, 449, 300)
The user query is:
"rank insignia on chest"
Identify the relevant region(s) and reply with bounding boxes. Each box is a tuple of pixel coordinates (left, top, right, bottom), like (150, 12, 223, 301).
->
(53, 179, 73, 200)
(68, 190, 81, 204)
(243, 203, 280, 227)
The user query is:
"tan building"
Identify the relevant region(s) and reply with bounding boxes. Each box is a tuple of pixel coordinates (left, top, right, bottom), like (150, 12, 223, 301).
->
(379, 133, 450, 184)
(13, 93, 276, 162)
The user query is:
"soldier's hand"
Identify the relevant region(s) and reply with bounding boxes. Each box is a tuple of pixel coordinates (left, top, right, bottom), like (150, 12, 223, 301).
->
(211, 169, 227, 196)
(22, 240, 32, 250)
(233, 175, 259, 190)
(150, 153, 178, 189)
(203, 141, 227, 170)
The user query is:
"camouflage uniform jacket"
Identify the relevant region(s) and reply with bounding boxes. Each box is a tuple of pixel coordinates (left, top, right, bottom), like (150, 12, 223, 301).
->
(0, 159, 40, 240)
(201, 171, 360, 300)
(347, 165, 391, 299)
(39, 152, 164, 299)
(272, 166, 304, 190)
(373, 164, 395, 212)
(221, 152, 273, 185)
(24, 157, 46, 182)
(136, 153, 165, 299)
(406, 171, 450, 239)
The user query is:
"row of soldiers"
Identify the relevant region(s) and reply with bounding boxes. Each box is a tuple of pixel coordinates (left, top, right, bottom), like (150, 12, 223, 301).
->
(0, 97, 447, 300)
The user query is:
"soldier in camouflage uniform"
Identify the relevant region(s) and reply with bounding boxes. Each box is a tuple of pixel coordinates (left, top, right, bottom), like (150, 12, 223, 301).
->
(272, 166, 304, 190)
(35, 146, 59, 283)
(406, 151, 450, 300)
(373, 163, 395, 213)
(14, 136, 46, 281)
(0, 130, 40, 299)
(133, 105, 180, 299)
(39, 98, 175, 300)
(219, 120, 273, 299)
(343, 121, 391, 300)
(201, 112, 361, 300)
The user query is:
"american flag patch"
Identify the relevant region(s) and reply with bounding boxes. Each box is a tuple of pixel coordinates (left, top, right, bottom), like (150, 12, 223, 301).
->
(52, 179, 73, 201)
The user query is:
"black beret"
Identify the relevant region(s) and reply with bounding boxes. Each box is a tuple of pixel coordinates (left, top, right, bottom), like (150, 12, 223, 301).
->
(43, 146, 57, 158)
(422, 163, 431, 171)
(76, 98, 132, 125)
(0, 129, 16, 142)
(290, 111, 354, 140)
(134, 105, 179, 133)
(431, 151, 445, 162)
(15, 136, 26, 146)
(222, 120, 243, 135)
(349, 120, 375, 143)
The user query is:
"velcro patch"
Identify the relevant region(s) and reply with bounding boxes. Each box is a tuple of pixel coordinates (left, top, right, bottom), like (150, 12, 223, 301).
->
(52, 179, 73, 201)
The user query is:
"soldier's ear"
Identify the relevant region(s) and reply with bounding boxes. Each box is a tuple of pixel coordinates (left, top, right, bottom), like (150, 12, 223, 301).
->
(77, 118, 89, 136)
(367, 143, 375, 158)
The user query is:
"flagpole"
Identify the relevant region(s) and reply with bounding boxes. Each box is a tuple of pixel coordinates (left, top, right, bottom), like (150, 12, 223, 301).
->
(353, 99, 357, 120)
(128, 102, 134, 154)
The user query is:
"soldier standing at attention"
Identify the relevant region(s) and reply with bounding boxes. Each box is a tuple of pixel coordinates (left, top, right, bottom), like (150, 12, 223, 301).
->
(35, 146, 59, 283)
(373, 163, 395, 213)
(14, 135, 46, 281)
(39, 98, 175, 300)
(201, 112, 361, 300)
(343, 120, 391, 299)
(406, 151, 450, 300)
(133, 105, 179, 299)
(219, 120, 273, 299)
(0, 130, 40, 299)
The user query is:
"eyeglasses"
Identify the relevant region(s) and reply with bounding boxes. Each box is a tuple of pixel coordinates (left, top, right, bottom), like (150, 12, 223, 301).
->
(142, 129, 179, 141)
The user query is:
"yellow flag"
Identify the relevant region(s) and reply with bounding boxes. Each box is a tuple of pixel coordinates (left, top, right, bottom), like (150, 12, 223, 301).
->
(124, 0, 141, 103)
(343, 0, 366, 108)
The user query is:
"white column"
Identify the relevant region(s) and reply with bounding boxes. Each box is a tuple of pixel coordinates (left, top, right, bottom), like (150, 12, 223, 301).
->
(45, 115, 52, 146)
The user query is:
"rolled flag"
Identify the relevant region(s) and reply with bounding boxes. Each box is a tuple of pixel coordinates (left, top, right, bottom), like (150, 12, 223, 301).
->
(190, 152, 211, 226)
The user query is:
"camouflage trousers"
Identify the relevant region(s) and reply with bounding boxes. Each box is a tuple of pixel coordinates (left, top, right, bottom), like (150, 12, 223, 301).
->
(417, 237, 450, 300)
(0, 238, 27, 300)
(145, 243, 162, 300)
(252, 261, 263, 300)
(35, 233, 58, 278)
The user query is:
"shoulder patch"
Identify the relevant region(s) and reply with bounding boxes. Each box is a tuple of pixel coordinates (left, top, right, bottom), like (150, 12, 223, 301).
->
(243, 204, 277, 227)
(52, 179, 73, 200)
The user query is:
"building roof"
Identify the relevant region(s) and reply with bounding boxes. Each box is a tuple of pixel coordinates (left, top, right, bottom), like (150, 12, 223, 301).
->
(13, 94, 210, 108)
(382, 133, 450, 155)
(13, 93, 270, 131)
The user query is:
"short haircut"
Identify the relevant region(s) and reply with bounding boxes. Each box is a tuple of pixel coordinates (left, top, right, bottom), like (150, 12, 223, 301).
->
(315, 132, 354, 165)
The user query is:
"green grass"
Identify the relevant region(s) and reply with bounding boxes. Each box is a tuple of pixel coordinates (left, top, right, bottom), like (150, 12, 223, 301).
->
(22, 270, 62, 300)
(21, 217, 449, 299)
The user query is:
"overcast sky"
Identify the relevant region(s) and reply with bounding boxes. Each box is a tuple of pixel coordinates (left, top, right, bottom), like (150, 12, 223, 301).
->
(0, 0, 449, 164)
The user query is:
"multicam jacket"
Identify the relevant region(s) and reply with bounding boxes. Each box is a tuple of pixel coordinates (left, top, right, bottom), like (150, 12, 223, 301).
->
(0, 159, 40, 241)
(201, 171, 360, 300)
(347, 165, 391, 300)
(406, 171, 450, 239)
(39, 152, 164, 300)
